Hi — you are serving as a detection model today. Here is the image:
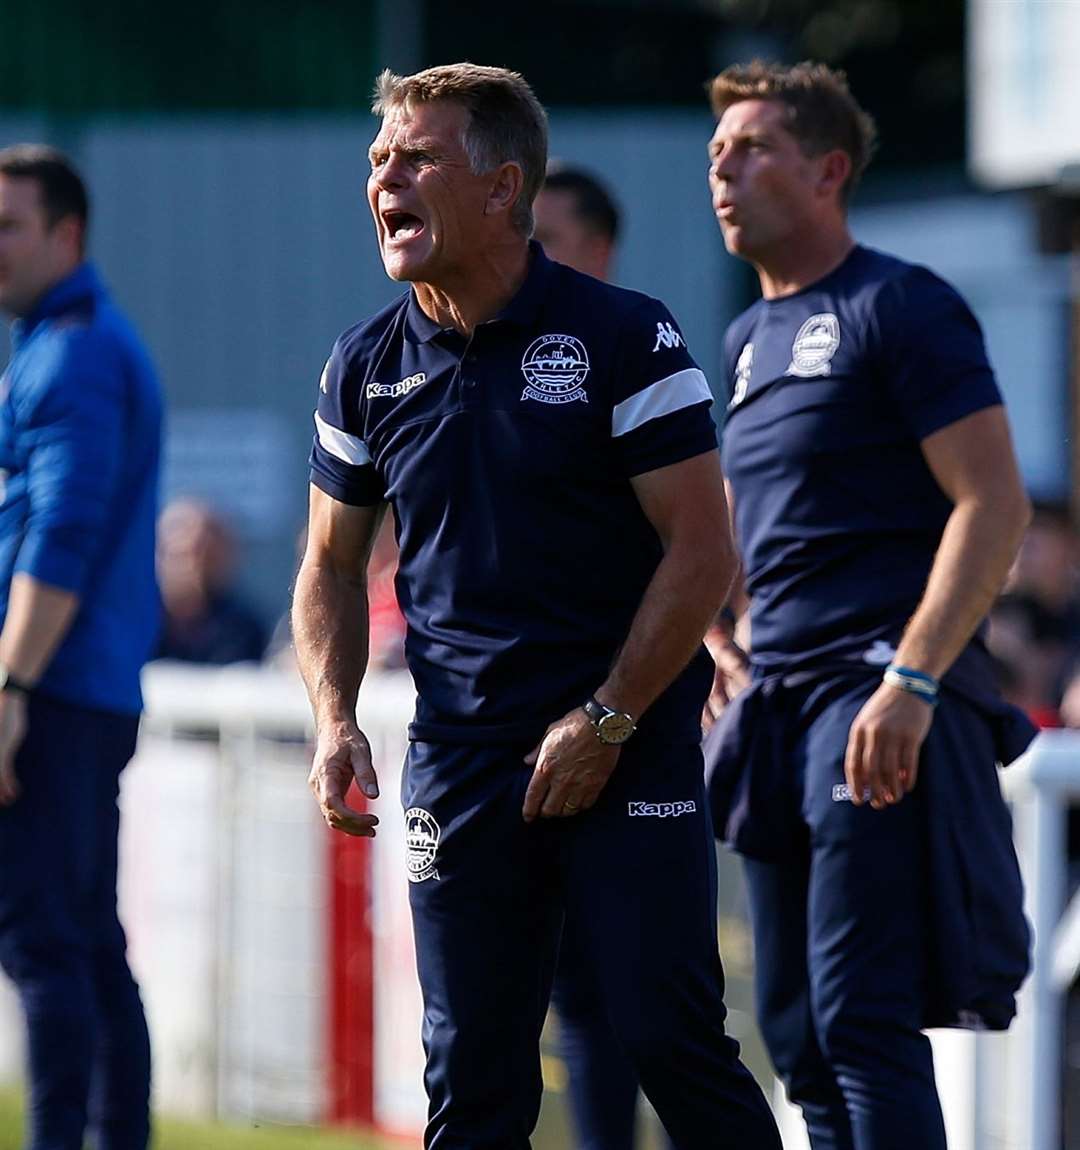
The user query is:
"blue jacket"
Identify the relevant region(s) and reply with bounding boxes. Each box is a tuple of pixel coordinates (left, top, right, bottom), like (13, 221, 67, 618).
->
(0, 263, 162, 714)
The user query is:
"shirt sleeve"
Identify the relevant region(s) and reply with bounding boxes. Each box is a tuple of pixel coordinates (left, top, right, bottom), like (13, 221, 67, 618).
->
(874, 267, 1003, 441)
(13, 331, 125, 593)
(308, 339, 386, 506)
(610, 299, 718, 477)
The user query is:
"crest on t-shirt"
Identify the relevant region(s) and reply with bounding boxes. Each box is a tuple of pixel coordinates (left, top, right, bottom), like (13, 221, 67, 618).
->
(787, 313, 840, 378)
(520, 334, 590, 405)
(730, 342, 754, 407)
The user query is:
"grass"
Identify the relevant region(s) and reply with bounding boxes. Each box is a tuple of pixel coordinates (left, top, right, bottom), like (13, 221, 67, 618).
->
(0, 1089, 399, 1150)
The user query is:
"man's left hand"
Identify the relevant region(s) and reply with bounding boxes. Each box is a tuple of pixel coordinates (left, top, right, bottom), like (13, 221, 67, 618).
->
(522, 707, 621, 821)
(843, 684, 934, 809)
(0, 692, 29, 807)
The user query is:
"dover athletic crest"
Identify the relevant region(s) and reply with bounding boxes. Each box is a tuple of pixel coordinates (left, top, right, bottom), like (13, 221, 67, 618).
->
(520, 334, 590, 405)
(405, 807, 441, 883)
(788, 313, 840, 378)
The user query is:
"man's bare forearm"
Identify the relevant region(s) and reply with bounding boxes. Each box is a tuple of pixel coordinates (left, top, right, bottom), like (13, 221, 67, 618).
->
(292, 559, 371, 731)
(596, 538, 736, 719)
(0, 573, 80, 683)
(895, 494, 1029, 680)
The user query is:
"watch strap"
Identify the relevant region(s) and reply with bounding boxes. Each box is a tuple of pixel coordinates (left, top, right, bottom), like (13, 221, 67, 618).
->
(582, 696, 609, 725)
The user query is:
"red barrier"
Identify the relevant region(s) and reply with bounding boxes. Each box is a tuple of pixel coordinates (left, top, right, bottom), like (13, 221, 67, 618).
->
(327, 784, 374, 1125)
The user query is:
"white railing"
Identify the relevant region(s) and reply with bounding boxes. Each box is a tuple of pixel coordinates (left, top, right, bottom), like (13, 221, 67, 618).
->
(0, 662, 427, 1136)
(1001, 728, 1080, 1150)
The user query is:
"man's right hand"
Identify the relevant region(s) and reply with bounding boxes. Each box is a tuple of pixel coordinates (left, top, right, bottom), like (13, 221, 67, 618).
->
(309, 722, 381, 837)
(702, 625, 750, 729)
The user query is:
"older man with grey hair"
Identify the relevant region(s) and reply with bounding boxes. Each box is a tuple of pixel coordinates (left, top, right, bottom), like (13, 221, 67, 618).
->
(292, 62, 780, 1149)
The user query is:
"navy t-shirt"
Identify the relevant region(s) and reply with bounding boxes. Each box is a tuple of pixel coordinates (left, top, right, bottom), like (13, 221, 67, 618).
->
(720, 245, 1003, 668)
(311, 243, 717, 742)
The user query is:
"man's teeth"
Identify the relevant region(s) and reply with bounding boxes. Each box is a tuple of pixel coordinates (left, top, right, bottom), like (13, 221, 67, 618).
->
(388, 215, 422, 239)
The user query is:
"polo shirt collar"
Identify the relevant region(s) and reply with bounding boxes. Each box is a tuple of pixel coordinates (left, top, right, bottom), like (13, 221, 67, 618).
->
(404, 240, 553, 344)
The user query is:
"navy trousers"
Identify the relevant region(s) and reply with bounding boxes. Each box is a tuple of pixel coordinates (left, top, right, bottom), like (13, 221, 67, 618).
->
(742, 676, 947, 1150)
(404, 732, 781, 1150)
(549, 922, 641, 1150)
(0, 693, 151, 1150)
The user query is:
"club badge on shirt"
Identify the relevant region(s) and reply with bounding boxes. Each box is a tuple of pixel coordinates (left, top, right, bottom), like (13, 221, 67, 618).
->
(787, 313, 841, 378)
(520, 334, 590, 405)
(730, 342, 754, 408)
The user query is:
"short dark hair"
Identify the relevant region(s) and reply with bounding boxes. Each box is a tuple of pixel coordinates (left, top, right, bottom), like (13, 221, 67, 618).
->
(0, 144, 89, 231)
(543, 165, 620, 244)
(373, 64, 548, 236)
(708, 60, 877, 203)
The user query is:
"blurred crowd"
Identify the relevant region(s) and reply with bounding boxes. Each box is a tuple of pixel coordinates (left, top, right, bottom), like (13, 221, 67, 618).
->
(153, 496, 407, 674)
(988, 501, 1080, 730)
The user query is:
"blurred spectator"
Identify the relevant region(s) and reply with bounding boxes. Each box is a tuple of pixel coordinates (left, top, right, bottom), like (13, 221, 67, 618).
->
(1008, 501, 1080, 642)
(155, 498, 267, 664)
(988, 502, 1080, 726)
(533, 163, 620, 281)
(987, 592, 1066, 727)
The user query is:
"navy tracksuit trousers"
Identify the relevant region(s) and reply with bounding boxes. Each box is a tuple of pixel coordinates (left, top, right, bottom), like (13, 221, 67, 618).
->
(0, 694, 151, 1150)
(549, 921, 646, 1150)
(403, 731, 781, 1150)
(741, 676, 949, 1150)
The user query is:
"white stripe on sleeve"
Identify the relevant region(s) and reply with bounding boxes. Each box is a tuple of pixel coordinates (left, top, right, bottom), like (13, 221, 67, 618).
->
(611, 368, 713, 438)
(314, 411, 372, 466)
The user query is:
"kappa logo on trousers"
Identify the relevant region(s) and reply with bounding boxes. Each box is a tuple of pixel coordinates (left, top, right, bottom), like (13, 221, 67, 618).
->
(628, 800, 697, 818)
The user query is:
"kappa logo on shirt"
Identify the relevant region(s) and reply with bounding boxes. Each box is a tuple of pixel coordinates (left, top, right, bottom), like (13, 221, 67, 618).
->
(730, 342, 753, 408)
(787, 313, 841, 378)
(520, 334, 589, 405)
(652, 321, 685, 352)
(628, 800, 697, 818)
(319, 359, 330, 394)
(367, 372, 426, 400)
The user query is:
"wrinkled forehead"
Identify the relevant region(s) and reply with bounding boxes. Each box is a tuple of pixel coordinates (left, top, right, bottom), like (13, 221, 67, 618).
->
(370, 98, 471, 152)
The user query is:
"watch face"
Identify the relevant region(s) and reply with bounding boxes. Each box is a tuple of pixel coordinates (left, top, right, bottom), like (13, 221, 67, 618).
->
(598, 713, 635, 745)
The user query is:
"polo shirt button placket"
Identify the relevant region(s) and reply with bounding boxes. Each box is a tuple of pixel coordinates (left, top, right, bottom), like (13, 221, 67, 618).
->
(462, 348, 479, 392)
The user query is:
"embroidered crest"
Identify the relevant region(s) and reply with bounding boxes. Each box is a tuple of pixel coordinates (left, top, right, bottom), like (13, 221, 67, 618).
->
(520, 334, 589, 405)
(787, 313, 840, 378)
(405, 807, 441, 883)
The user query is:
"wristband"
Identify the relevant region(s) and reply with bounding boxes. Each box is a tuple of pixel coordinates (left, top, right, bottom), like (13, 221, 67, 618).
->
(883, 664, 939, 706)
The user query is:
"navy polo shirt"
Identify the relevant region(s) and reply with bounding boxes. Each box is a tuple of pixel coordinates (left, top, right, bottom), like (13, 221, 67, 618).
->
(311, 243, 717, 742)
(721, 245, 1003, 669)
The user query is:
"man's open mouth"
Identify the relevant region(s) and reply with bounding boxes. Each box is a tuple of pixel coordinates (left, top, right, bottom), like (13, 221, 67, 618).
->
(383, 210, 425, 240)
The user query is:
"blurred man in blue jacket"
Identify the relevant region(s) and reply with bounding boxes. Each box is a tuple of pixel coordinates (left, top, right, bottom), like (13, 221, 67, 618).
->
(0, 145, 162, 1150)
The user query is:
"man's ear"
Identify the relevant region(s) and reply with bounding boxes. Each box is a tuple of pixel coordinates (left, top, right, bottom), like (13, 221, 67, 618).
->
(484, 162, 525, 218)
(816, 149, 852, 203)
(50, 214, 84, 260)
